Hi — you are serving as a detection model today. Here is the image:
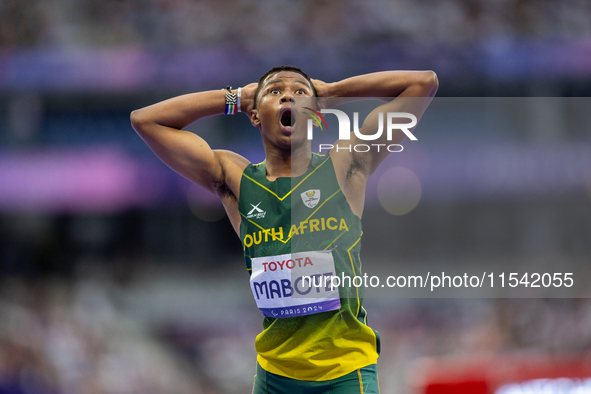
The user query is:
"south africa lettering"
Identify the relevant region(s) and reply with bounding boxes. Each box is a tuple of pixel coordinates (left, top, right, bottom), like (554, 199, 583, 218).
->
(243, 217, 349, 248)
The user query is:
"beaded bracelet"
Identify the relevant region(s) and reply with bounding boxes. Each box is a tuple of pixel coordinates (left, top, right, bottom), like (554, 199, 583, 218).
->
(224, 85, 238, 115)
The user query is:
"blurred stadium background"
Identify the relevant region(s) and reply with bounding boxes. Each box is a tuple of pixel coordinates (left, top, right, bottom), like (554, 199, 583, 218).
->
(1, 0, 591, 393)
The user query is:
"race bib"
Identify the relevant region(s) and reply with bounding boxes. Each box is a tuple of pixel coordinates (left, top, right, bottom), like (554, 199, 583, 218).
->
(250, 250, 341, 318)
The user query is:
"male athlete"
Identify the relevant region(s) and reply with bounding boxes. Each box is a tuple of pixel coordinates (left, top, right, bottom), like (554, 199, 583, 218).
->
(131, 66, 438, 393)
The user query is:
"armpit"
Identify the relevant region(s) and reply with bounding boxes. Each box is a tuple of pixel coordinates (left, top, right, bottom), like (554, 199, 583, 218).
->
(346, 155, 367, 181)
(212, 179, 236, 199)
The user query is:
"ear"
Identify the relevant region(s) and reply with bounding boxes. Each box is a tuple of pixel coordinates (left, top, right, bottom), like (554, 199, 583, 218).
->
(250, 109, 260, 128)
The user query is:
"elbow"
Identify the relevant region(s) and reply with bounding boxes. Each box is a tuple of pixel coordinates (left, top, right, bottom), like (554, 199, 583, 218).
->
(420, 70, 439, 97)
(130, 108, 149, 133)
(130, 109, 142, 128)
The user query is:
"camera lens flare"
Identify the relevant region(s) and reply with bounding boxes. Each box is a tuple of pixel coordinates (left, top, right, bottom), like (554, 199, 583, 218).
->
(377, 166, 422, 215)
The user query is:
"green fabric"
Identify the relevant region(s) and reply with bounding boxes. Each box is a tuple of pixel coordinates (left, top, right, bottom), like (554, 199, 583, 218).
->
(252, 362, 380, 394)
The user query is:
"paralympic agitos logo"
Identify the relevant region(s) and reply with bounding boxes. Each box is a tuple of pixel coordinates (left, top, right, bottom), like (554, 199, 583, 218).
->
(303, 107, 418, 153)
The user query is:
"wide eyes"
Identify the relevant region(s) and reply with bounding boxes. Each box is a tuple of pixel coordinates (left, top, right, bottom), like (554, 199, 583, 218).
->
(268, 88, 308, 95)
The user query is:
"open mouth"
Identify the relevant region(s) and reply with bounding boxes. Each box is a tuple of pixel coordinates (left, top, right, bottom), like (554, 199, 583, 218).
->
(280, 109, 295, 128)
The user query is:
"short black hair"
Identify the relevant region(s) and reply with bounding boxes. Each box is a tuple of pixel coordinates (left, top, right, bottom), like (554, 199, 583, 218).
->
(253, 65, 317, 109)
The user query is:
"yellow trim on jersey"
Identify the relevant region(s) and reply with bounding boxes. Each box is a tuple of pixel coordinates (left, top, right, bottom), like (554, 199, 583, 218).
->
(323, 230, 347, 250)
(357, 369, 364, 394)
(347, 233, 363, 318)
(241, 154, 331, 201)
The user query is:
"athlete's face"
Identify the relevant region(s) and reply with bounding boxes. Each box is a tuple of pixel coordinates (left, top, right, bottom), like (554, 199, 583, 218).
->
(250, 71, 315, 150)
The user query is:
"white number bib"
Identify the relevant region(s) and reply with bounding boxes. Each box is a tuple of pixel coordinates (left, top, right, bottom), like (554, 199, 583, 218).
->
(250, 250, 341, 318)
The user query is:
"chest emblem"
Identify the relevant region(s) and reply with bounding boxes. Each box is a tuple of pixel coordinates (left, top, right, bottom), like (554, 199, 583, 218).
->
(300, 189, 321, 209)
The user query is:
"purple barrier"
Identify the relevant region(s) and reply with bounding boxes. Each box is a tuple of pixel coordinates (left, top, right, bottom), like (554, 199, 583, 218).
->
(2, 41, 591, 92)
(1, 141, 589, 213)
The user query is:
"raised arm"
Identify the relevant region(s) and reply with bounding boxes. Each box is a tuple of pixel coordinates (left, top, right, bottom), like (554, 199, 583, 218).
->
(316, 70, 438, 101)
(130, 84, 257, 195)
(317, 70, 438, 218)
(319, 70, 438, 176)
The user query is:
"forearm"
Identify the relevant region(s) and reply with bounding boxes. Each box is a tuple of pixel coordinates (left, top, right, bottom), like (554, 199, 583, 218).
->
(131, 89, 238, 131)
(129, 87, 248, 192)
(324, 70, 438, 100)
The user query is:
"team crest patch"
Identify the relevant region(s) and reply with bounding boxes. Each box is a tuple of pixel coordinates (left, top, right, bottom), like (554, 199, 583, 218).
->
(301, 189, 321, 209)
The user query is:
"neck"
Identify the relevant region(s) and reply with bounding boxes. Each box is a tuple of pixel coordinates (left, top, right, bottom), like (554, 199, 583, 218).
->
(263, 143, 312, 181)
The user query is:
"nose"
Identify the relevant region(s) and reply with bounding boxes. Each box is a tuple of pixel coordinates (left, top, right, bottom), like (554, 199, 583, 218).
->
(280, 92, 295, 103)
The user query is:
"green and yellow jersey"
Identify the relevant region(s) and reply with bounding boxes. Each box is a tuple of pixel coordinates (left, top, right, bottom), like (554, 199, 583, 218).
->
(239, 153, 380, 381)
